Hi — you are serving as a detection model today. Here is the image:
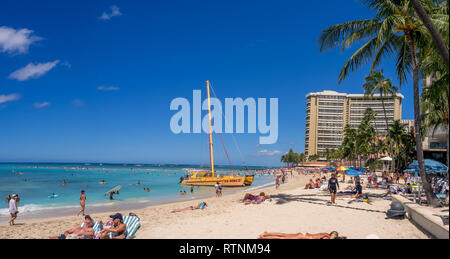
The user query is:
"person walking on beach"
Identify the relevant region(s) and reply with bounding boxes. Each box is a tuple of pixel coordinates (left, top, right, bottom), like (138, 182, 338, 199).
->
(328, 174, 339, 205)
(215, 182, 222, 198)
(77, 190, 86, 216)
(190, 185, 194, 194)
(275, 175, 280, 189)
(8, 194, 19, 226)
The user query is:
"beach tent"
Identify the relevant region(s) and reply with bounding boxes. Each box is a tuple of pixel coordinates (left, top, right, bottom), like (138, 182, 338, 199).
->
(406, 159, 448, 175)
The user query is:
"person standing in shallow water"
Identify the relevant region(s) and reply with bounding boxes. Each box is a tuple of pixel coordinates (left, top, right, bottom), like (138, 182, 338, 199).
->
(77, 190, 86, 216)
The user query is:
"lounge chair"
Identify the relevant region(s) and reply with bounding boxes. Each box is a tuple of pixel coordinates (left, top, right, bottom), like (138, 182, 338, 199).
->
(123, 215, 141, 239)
(106, 214, 141, 239)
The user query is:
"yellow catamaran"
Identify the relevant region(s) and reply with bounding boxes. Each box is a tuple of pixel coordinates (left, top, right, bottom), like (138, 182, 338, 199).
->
(180, 80, 254, 187)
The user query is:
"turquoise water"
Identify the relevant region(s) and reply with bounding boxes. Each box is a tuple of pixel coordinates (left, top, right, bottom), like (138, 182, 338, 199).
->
(0, 163, 274, 221)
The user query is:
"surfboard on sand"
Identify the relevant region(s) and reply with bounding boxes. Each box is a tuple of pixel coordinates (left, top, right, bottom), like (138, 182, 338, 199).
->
(105, 185, 122, 195)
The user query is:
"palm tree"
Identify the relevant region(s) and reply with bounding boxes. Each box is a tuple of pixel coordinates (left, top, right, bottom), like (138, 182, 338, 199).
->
(411, 0, 449, 67)
(319, 0, 444, 206)
(389, 120, 407, 170)
(363, 70, 399, 171)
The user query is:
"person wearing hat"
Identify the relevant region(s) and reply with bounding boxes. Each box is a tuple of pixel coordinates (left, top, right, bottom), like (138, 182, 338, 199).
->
(100, 213, 127, 239)
(8, 194, 19, 226)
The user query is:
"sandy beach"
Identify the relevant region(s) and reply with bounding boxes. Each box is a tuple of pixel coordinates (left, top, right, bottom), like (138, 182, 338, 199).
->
(0, 174, 429, 239)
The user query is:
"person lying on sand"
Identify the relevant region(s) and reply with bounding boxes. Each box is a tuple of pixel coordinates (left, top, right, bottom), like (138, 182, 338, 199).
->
(171, 202, 208, 213)
(51, 215, 95, 239)
(304, 179, 316, 189)
(337, 182, 363, 199)
(100, 213, 127, 239)
(243, 192, 271, 205)
(258, 231, 339, 239)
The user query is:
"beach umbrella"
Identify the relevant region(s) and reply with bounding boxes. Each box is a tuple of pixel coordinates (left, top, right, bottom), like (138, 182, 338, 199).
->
(345, 169, 363, 176)
(335, 166, 349, 171)
(407, 159, 448, 175)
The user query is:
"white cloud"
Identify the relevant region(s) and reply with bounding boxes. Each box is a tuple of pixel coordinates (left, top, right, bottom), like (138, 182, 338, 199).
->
(34, 102, 50, 109)
(0, 26, 42, 54)
(9, 60, 60, 81)
(253, 149, 283, 157)
(0, 93, 21, 104)
(99, 5, 122, 20)
(98, 86, 120, 91)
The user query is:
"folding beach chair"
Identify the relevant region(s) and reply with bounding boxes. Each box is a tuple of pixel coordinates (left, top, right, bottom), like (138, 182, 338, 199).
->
(123, 215, 141, 239)
(107, 214, 141, 239)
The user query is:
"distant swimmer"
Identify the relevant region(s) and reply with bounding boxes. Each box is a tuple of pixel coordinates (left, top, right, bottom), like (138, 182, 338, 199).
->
(99, 180, 106, 184)
(62, 180, 67, 186)
(146, 188, 150, 192)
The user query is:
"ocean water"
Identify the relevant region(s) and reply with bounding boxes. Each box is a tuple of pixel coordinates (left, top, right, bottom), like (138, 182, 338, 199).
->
(0, 163, 274, 221)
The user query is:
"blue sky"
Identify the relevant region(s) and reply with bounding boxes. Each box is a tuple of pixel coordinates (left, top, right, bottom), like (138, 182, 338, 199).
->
(0, 0, 416, 166)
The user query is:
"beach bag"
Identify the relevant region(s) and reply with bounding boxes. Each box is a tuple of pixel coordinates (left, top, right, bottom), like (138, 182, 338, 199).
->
(386, 201, 406, 219)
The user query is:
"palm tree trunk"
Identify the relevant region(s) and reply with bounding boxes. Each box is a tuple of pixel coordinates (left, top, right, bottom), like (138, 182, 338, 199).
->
(380, 92, 395, 173)
(406, 32, 441, 207)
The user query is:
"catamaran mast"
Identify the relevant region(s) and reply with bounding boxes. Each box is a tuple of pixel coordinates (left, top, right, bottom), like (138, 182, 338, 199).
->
(206, 80, 215, 173)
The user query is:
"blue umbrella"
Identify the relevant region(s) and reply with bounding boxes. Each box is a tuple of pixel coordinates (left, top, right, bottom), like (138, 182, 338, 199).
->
(406, 159, 448, 174)
(345, 169, 363, 176)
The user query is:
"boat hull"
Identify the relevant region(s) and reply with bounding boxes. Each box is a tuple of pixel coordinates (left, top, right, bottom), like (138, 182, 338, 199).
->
(244, 175, 255, 186)
(181, 177, 247, 187)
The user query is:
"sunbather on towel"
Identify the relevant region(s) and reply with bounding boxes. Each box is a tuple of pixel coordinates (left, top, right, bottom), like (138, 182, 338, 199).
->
(338, 182, 363, 199)
(244, 192, 271, 205)
(258, 231, 339, 239)
(171, 202, 208, 213)
(100, 213, 127, 239)
(52, 215, 95, 239)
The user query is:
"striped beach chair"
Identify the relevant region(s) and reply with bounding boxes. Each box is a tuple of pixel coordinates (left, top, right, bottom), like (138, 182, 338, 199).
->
(81, 221, 102, 239)
(123, 215, 141, 239)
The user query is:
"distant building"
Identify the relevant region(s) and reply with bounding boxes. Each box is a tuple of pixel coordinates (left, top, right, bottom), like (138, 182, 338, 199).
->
(401, 119, 415, 132)
(304, 90, 403, 157)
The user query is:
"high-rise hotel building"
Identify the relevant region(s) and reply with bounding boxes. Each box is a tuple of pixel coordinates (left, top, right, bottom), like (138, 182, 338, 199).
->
(305, 90, 403, 156)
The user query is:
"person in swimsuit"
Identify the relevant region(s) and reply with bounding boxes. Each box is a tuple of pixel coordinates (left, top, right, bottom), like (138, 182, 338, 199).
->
(328, 174, 340, 205)
(258, 231, 339, 239)
(53, 215, 95, 239)
(171, 202, 208, 213)
(101, 213, 127, 239)
(78, 190, 86, 216)
(244, 192, 271, 205)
